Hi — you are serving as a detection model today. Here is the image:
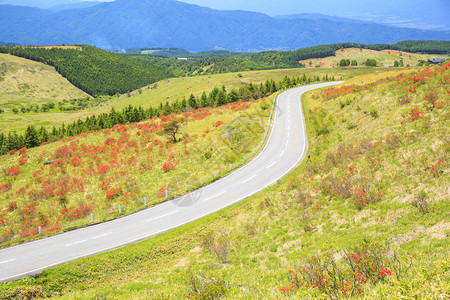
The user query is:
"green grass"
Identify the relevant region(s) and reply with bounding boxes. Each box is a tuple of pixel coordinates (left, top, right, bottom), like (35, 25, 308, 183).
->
(0, 56, 386, 134)
(1, 64, 448, 299)
(0, 97, 272, 247)
(0, 53, 88, 133)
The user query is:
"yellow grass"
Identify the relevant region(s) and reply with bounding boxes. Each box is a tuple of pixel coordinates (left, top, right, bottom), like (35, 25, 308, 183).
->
(300, 48, 447, 68)
(0, 53, 88, 132)
(26, 45, 82, 51)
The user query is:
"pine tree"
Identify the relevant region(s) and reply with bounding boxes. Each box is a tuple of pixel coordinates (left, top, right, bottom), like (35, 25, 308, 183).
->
(24, 125, 39, 148)
(216, 90, 226, 106)
(38, 127, 49, 144)
(188, 94, 198, 109)
(200, 91, 208, 107)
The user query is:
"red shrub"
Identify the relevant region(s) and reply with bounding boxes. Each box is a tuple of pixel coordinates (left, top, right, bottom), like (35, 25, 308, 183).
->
(8, 166, 21, 176)
(408, 108, 424, 121)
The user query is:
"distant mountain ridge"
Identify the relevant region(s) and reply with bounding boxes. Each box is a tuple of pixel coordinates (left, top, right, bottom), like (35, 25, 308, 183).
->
(49, 1, 102, 12)
(1, 0, 449, 51)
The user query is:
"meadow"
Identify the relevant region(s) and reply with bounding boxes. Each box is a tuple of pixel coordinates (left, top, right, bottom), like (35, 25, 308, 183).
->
(0, 53, 88, 133)
(0, 50, 389, 134)
(0, 97, 272, 247)
(0, 63, 448, 299)
(300, 48, 445, 68)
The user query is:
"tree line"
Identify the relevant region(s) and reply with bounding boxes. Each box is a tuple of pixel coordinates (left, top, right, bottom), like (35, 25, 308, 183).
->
(0, 74, 334, 155)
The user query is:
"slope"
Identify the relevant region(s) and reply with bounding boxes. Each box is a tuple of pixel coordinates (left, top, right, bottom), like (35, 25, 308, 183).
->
(0, 53, 88, 133)
(1, 65, 447, 298)
(300, 47, 447, 68)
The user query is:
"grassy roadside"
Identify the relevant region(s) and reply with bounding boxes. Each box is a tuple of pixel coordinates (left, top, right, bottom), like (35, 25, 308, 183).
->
(0, 97, 274, 248)
(1, 66, 448, 299)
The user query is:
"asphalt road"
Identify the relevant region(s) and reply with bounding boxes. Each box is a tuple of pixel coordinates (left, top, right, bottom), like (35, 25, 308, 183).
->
(0, 81, 342, 283)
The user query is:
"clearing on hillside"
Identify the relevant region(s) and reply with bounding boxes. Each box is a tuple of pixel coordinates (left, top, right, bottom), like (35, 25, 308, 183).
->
(300, 48, 446, 68)
(0, 53, 88, 133)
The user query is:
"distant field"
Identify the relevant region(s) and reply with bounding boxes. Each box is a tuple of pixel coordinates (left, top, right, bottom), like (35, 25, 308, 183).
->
(102, 67, 384, 111)
(27, 45, 82, 51)
(300, 48, 446, 68)
(140, 50, 160, 55)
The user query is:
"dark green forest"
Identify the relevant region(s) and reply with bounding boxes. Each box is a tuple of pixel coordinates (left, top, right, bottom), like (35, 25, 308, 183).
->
(0, 40, 448, 95)
(0, 45, 172, 96)
(0, 74, 332, 155)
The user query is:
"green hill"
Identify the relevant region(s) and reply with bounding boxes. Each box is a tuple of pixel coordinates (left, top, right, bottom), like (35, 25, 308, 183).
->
(0, 65, 448, 298)
(0, 45, 172, 97)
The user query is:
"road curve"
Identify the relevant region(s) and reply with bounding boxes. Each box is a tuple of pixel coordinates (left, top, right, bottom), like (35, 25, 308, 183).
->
(0, 82, 342, 283)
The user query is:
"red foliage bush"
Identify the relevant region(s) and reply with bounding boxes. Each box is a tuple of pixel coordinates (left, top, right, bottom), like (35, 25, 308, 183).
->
(408, 108, 424, 121)
(8, 166, 21, 176)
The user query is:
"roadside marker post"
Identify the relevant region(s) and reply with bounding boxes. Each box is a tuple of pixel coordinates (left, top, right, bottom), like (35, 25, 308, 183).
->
(119, 205, 121, 214)
(165, 190, 168, 198)
(144, 197, 147, 206)
(185, 184, 187, 190)
(38, 226, 41, 234)
(91, 213, 93, 223)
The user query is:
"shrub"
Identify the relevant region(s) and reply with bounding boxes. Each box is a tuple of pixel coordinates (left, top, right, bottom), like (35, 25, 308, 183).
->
(408, 108, 424, 121)
(411, 191, 430, 214)
(369, 109, 379, 118)
(202, 230, 231, 264)
(162, 160, 177, 172)
(185, 272, 230, 299)
(8, 166, 21, 176)
(280, 242, 412, 298)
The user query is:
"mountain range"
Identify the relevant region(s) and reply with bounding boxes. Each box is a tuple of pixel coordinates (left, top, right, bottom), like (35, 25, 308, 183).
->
(1, 0, 449, 52)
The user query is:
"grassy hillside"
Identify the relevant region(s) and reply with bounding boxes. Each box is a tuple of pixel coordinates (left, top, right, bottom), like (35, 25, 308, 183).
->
(0, 65, 383, 135)
(0, 97, 271, 247)
(0, 53, 88, 132)
(0, 64, 448, 298)
(300, 48, 447, 68)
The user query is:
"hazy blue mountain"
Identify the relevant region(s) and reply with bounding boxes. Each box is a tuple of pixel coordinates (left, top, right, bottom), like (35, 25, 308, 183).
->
(0, 41, 19, 46)
(0, 0, 76, 9)
(49, 1, 102, 12)
(1, 0, 449, 51)
(274, 13, 366, 24)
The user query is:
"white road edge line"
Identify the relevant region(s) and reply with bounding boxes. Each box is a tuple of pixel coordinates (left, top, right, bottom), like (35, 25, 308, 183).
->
(203, 191, 226, 202)
(65, 239, 88, 247)
(147, 210, 180, 222)
(266, 161, 277, 169)
(91, 232, 113, 240)
(242, 174, 257, 184)
(0, 259, 16, 265)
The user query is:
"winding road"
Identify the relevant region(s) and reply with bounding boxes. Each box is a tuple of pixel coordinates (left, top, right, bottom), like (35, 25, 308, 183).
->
(0, 81, 342, 283)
